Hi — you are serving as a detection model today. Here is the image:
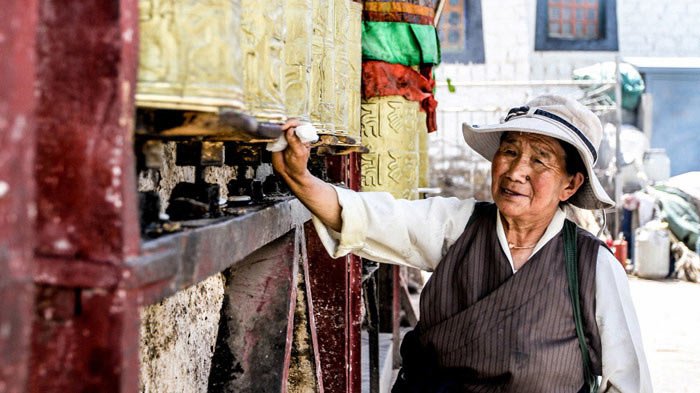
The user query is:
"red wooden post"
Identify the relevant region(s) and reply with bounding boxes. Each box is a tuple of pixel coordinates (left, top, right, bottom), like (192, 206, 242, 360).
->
(34, 1, 140, 263)
(305, 224, 350, 392)
(305, 153, 362, 393)
(28, 1, 141, 391)
(0, 1, 38, 392)
(345, 153, 363, 393)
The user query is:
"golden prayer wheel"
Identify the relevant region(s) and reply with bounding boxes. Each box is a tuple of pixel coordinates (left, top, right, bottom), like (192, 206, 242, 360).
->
(136, 0, 245, 112)
(310, 0, 335, 134)
(417, 112, 430, 189)
(241, 0, 286, 123)
(284, 0, 313, 121)
(333, 0, 349, 135)
(346, 1, 363, 141)
(360, 96, 420, 200)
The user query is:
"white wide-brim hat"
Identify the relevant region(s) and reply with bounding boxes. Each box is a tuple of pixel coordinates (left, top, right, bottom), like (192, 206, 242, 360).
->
(462, 95, 615, 210)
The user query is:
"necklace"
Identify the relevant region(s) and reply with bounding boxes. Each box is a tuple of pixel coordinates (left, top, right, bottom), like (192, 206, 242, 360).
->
(508, 242, 536, 250)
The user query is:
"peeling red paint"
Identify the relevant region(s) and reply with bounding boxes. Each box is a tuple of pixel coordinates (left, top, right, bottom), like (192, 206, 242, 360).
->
(26, 1, 141, 391)
(0, 0, 38, 391)
(28, 286, 141, 393)
(305, 153, 362, 393)
(34, 0, 140, 264)
(2, 0, 363, 390)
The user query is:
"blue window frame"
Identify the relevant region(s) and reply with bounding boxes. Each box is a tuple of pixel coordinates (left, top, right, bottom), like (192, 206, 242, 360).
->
(438, 0, 485, 64)
(535, 0, 618, 51)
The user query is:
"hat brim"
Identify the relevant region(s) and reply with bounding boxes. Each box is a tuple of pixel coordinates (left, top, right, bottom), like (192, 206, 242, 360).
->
(462, 117, 615, 210)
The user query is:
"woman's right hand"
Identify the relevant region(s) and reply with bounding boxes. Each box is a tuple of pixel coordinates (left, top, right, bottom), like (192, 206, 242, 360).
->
(271, 119, 343, 231)
(271, 119, 312, 186)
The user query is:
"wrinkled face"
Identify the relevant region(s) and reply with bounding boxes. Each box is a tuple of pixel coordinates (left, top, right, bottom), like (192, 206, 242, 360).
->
(491, 132, 583, 222)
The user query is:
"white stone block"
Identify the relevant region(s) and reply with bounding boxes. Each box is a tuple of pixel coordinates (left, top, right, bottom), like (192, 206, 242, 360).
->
(500, 63, 516, 80)
(471, 65, 486, 81)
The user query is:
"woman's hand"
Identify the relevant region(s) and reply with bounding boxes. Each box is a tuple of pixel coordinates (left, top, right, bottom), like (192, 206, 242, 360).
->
(271, 119, 312, 186)
(271, 119, 343, 231)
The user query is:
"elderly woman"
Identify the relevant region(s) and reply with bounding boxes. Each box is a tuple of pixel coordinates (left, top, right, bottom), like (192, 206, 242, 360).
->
(272, 95, 651, 393)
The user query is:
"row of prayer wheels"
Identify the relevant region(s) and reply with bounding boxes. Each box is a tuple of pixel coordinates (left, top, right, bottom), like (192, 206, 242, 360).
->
(136, 0, 363, 146)
(136, 0, 433, 199)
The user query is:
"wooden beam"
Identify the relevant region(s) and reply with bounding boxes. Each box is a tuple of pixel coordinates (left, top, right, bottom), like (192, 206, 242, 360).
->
(127, 198, 310, 305)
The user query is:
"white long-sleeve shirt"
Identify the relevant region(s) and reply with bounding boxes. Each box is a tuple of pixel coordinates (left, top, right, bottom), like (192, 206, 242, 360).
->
(311, 186, 653, 393)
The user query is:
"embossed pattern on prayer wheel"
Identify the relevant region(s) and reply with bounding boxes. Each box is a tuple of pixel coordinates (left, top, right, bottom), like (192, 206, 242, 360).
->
(417, 111, 430, 189)
(310, 0, 335, 134)
(360, 96, 420, 200)
(333, 0, 349, 135)
(347, 1, 363, 142)
(284, 0, 313, 121)
(137, 0, 245, 112)
(241, 0, 286, 123)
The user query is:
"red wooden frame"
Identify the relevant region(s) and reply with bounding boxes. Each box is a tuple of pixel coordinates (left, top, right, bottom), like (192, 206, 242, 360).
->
(0, 1, 38, 391)
(2, 1, 363, 391)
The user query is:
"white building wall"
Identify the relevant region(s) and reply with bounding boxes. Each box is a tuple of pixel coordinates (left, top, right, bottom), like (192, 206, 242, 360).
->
(431, 0, 700, 197)
(619, 0, 700, 57)
(437, 0, 700, 101)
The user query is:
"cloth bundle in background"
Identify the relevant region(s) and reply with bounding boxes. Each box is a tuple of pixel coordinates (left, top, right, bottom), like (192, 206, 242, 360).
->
(647, 185, 700, 253)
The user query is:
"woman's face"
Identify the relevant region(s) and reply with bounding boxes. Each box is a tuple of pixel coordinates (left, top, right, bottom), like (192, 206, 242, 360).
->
(491, 132, 583, 223)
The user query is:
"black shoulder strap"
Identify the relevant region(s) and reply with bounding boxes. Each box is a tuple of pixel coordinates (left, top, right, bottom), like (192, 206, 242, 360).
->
(563, 220, 599, 393)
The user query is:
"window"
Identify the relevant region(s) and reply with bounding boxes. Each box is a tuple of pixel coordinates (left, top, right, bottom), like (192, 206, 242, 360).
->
(535, 0, 618, 51)
(438, 0, 485, 64)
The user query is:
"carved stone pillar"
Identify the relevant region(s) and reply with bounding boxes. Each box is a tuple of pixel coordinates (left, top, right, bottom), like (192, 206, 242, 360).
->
(360, 96, 420, 200)
(347, 2, 363, 141)
(137, 0, 245, 112)
(284, 0, 313, 121)
(241, 0, 286, 122)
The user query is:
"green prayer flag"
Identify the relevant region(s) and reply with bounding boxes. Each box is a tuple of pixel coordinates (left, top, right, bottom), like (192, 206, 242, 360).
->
(362, 21, 441, 66)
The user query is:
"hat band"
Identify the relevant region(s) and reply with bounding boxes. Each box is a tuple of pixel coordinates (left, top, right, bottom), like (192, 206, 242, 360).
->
(505, 106, 598, 163)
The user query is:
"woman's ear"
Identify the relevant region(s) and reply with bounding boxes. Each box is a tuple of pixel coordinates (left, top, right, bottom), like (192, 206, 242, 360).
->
(560, 172, 585, 202)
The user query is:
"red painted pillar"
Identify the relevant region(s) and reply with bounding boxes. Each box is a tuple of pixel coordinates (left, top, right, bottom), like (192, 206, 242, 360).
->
(306, 153, 362, 393)
(29, 1, 141, 391)
(0, 1, 38, 392)
(345, 153, 363, 393)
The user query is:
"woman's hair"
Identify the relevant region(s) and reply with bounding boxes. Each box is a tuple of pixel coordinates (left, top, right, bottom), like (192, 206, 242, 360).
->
(559, 140, 586, 177)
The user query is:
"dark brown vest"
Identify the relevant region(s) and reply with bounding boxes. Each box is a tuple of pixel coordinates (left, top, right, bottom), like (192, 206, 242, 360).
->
(397, 203, 603, 393)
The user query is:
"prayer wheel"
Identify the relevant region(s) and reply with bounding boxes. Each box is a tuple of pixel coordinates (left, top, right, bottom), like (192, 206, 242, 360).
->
(136, 0, 245, 112)
(333, 0, 350, 135)
(417, 112, 430, 189)
(284, 0, 313, 121)
(347, 1, 363, 141)
(241, 0, 286, 123)
(360, 96, 420, 200)
(310, 0, 335, 134)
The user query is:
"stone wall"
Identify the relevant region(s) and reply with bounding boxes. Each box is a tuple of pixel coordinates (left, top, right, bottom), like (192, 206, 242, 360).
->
(140, 274, 226, 393)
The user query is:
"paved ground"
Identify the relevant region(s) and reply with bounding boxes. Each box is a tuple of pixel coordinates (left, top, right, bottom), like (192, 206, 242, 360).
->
(628, 277, 700, 393)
